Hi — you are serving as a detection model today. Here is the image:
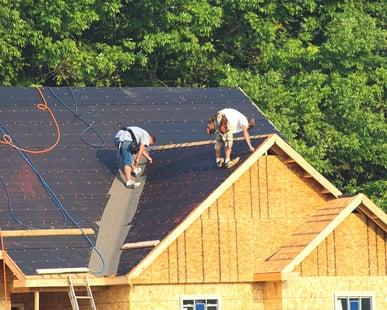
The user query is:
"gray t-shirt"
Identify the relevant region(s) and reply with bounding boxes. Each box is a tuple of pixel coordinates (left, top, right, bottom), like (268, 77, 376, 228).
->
(115, 126, 151, 146)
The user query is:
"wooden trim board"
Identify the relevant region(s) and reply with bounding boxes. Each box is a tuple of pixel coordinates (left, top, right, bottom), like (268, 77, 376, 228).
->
(1, 250, 25, 280)
(152, 134, 269, 151)
(121, 240, 160, 250)
(1, 228, 94, 237)
(13, 275, 129, 288)
(36, 268, 89, 275)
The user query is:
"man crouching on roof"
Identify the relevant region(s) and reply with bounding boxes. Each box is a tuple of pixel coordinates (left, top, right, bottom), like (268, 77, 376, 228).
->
(206, 108, 255, 168)
(114, 126, 156, 189)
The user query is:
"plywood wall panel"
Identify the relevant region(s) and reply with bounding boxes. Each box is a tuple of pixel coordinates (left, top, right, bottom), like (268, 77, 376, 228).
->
(202, 217, 220, 282)
(135, 155, 328, 284)
(376, 227, 386, 275)
(168, 241, 178, 283)
(185, 220, 203, 283)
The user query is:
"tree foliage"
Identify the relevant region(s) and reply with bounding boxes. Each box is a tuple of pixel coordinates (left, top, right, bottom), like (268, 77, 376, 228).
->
(0, 0, 385, 209)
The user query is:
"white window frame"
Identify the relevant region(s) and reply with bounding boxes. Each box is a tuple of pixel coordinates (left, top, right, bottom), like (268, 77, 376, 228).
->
(334, 291, 375, 310)
(11, 304, 25, 310)
(179, 295, 221, 310)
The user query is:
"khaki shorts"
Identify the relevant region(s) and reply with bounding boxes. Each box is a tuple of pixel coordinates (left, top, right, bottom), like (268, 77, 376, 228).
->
(215, 130, 233, 148)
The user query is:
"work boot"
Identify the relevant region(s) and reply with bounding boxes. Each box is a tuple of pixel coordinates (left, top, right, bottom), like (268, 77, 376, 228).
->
(216, 158, 225, 168)
(126, 180, 141, 189)
(225, 157, 240, 169)
(131, 167, 142, 177)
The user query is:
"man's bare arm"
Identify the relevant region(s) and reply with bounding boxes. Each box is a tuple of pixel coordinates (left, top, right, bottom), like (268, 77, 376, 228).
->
(242, 127, 255, 152)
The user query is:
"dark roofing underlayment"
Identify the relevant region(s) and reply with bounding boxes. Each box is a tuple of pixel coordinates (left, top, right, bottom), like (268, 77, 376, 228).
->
(0, 87, 277, 275)
(117, 138, 266, 275)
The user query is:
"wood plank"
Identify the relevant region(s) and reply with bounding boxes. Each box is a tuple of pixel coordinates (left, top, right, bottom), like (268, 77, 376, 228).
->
(13, 275, 129, 288)
(34, 290, 39, 310)
(121, 240, 160, 250)
(36, 268, 89, 275)
(1, 228, 95, 237)
(152, 134, 270, 151)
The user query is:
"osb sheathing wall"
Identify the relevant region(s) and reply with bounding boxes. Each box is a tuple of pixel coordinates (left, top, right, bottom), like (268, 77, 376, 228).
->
(295, 212, 386, 277)
(11, 285, 130, 310)
(134, 156, 329, 284)
(0, 267, 12, 310)
(282, 276, 387, 309)
(130, 282, 265, 310)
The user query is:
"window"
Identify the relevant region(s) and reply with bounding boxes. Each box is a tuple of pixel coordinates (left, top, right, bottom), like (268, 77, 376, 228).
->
(335, 292, 375, 310)
(180, 296, 220, 310)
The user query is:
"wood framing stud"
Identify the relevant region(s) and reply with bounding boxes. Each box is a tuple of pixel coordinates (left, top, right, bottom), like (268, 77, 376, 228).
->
(1, 228, 95, 237)
(121, 240, 160, 250)
(34, 290, 39, 310)
(36, 268, 89, 275)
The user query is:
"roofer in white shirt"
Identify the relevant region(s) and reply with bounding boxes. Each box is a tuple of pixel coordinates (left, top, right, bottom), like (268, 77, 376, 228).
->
(206, 108, 255, 168)
(114, 126, 156, 189)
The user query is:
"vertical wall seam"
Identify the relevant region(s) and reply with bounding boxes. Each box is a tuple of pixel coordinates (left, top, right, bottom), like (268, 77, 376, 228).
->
(216, 200, 222, 282)
(235, 219, 239, 281)
(265, 153, 269, 218)
(316, 245, 320, 276)
(249, 168, 253, 218)
(374, 224, 379, 275)
(384, 231, 386, 275)
(184, 231, 187, 282)
(232, 183, 236, 219)
(333, 230, 337, 276)
(325, 238, 329, 276)
(366, 217, 371, 276)
(200, 216, 205, 283)
(257, 161, 261, 219)
(167, 247, 171, 283)
(176, 238, 180, 283)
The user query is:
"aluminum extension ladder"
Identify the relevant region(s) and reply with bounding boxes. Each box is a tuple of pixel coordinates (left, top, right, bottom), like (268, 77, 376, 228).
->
(68, 275, 97, 310)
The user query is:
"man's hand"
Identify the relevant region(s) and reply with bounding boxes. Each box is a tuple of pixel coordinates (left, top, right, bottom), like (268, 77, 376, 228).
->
(249, 146, 255, 153)
(147, 157, 153, 164)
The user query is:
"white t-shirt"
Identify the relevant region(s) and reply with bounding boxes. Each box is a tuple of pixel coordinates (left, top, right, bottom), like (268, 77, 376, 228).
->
(217, 108, 249, 133)
(115, 126, 151, 146)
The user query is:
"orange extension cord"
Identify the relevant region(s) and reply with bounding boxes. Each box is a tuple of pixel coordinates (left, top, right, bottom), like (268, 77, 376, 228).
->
(0, 87, 61, 154)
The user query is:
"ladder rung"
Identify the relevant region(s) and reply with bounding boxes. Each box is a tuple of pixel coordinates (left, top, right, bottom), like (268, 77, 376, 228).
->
(76, 296, 92, 299)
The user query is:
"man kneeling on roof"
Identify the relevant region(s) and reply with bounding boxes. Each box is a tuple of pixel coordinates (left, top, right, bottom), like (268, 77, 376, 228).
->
(207, 108, 255, 168)
(114, 126, 156, 189)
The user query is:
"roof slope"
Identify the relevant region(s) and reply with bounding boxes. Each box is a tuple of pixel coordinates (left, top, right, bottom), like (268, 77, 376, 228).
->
(0, 87, 276, 275)
(117, 137, 267, 275)
(254, 194, 387, 279)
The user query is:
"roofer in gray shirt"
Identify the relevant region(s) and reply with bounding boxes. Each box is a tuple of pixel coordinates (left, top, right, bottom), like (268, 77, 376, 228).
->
(114, 126, 156, 189)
